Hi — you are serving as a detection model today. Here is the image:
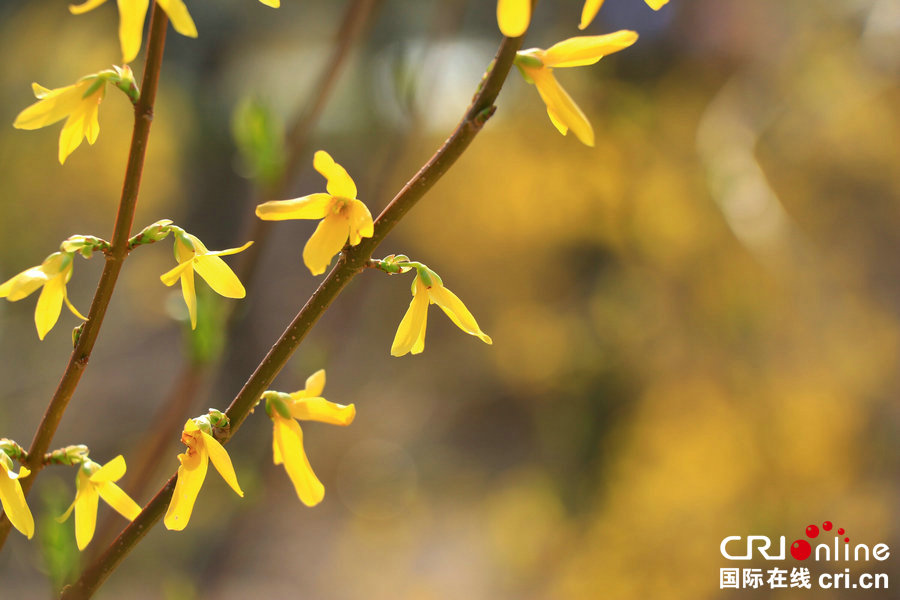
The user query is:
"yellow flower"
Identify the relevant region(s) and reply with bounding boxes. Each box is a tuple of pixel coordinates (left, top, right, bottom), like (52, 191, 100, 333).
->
(13, 76, 109, 164)
(0, 452, 33, 539)
(255, 150, 374, 276)
(265, 370, 355, 507)
(69, 0, 194, 64)
(0, 252, 87, 340)
(580, 0, 669, 30)
(391, 267, 492, 357)
(159, 232, 253, 330)
(164, 418, 243, 531)
(496, 0, 530, 37)
(515, 31, 638, 147)
(70, 0, 278, 64)
(57, 456, 142, 550)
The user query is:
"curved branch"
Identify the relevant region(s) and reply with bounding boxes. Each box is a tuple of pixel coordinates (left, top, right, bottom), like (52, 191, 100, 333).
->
(63, 32, 523, 599)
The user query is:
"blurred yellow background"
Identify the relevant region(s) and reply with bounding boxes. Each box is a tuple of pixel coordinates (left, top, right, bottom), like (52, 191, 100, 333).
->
(0, 0, 898, 598)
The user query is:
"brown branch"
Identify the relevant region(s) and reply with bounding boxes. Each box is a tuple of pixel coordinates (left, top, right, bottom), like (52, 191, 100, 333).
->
(62, 32, 523, 600)
(0, 5, 170, 549)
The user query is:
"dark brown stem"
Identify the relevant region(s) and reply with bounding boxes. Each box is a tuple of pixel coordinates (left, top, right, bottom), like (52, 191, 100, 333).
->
(0, 5, 169, 549)
(63, 33, 523, 599)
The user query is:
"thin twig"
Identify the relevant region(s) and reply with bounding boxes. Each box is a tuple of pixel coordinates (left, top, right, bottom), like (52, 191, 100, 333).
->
(0, 4, 170, 549)
(63, 32, 523, 599)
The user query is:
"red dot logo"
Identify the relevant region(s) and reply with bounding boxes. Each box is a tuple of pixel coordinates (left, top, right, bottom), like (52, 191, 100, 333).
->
(791, 539, 812, 560)
(806, 524, 819, 538)
(823, 521, 833, 531)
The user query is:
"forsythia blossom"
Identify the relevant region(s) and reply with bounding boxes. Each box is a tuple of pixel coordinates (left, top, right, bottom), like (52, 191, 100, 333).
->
(0, 450, 33, 539)
(580, 0, 669, 30)
(159, 230, 253, 329)
(57, 455, 142, 550)
(0, 251, 86, 340)
(497, 0, 667, 37)
(255, 150, 374, 276)
(264, 370, 355, 506)
(391, 264, 492, 357)
(70, 0, 279, 64)
(514, 32, 638, 146)
(13, 66, 136, 164)
(164, 415, 243, 531)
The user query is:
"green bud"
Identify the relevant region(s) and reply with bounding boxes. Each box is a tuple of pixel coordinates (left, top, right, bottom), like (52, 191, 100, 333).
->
(72, 323, 84, 348)
(207, 409, 230, 430)
(111, 65, 140, 103)
(66, 445, 90, 464)
(192, 415, 213, 435)
(134, 219, 174, 245)
(0, 439, 26, 461)
(44, 444, 89, 466)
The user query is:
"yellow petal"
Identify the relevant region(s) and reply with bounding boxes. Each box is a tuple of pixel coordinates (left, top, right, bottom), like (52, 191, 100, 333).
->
(345, 199, 374, 246)
(64, 291, 88, 321)
(117, 0, 150, 63)
(547, 105, 568, 136)
(13, 83, 85, 130)
(579, 0, 605, 29)
(255, 193, 333, 221)
(543, 31, 638, 68)
(164, 448, 207, 531)
(273, 417, 324, 506)
(528, 67, 594, 146)
(192, 254, 246, 299)
(497, 0, 530, 37)
(302, 214, 349, 276)
(84, 91, 103, 145)
(74, 485, 99, 550)
(428, 284, 493, 345)
(159, 259, 193, 287)
(200, 431, 243, 497)
(646, 0, 668, 9)
(258, 0, 279, 6)
(58, 111, 87, 165)
(0, 267, 47, 301)
(156, 0, 197, 38)
(35, 274, 65, 340)
(181, 267, 198, 330)
(69, 0, 108, 14)
(202, 241, 254, 260)
(391, 289, 429, 357)
(313, 150, 357, 200)
(290, 398, 356, 426)
(305, 369, 326, 398)
(32, 83, 53, 99)
(57, 494, 78, 524)
(96, 481, 142, 520)
(89, 455, 126, 483)
(0, 468, 34, 539)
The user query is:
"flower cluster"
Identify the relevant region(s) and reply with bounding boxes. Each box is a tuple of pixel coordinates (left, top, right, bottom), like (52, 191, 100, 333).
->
(1, 441, 142, 547)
